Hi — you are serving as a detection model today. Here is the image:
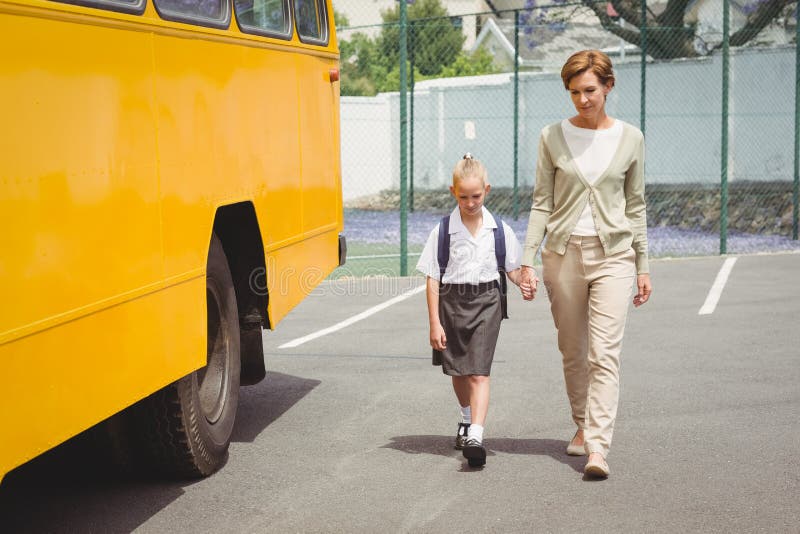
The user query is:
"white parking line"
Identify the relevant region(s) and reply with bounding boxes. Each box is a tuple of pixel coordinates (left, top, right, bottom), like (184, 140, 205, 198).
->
(278, 283, 427, 349)
(698, 257, 737, 315)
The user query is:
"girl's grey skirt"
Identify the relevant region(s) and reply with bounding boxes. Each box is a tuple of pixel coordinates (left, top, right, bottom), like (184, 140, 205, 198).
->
(433, 281, 503, 376)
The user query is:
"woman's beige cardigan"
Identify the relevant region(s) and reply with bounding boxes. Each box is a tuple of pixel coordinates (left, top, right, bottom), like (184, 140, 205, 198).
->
(521, 120, 649, 274)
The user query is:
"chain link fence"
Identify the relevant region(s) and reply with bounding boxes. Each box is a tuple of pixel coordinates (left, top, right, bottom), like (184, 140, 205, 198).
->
(331, 0, 799, 278)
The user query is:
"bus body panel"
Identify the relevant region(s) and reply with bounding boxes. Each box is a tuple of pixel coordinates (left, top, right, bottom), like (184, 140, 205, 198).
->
(0, 0, 342, 481)
(264, 230, 339, 323)
(0, 277, 206, 479)
(298, 53, 339, 234)
(237, 45, 304, 249)
(0, 9, 162, 343)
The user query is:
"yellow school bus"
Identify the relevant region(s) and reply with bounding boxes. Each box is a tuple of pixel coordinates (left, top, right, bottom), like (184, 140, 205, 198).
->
(0, 0, 344, 480)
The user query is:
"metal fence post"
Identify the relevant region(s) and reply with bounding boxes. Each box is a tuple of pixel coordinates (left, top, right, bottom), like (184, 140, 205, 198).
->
(409, 20, 415, 213)
(513, 9, 520, 220)
(399, 0, 408, 275)
(795, 4, 799, 240)
(720, 0, 730, 254)
(640, 0, 646, 135)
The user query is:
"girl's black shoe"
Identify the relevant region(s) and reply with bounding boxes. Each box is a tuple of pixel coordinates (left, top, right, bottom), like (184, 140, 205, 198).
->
(455, 422, 470, 450)
(462, 437, 486, 467)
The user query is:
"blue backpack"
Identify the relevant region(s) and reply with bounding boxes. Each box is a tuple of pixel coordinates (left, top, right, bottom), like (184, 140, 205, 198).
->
(437, 212, 509, 320)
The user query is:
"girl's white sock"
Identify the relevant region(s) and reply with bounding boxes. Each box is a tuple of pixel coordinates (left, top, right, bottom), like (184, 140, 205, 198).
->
(467, 424, 484, 442)
(460, 405, 471, 424)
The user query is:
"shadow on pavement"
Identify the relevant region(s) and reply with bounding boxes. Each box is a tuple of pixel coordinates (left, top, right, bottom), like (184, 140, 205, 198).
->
(0, 428, 190, 533)
(232, 371, 321, 443)
(382, 435, 584, 473)
(0, 371, 319, 533)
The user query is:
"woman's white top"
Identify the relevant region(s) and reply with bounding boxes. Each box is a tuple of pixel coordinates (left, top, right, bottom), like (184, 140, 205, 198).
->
(561, 118, 623, 236)
(416, 206, 522, 284)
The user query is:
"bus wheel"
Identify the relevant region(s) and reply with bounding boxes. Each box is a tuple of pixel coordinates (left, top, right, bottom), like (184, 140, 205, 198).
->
(136, 233, 241, 477)
(178, 233, 242, 475)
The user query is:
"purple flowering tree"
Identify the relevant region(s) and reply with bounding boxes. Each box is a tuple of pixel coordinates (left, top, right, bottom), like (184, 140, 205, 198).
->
(519, 0, 797, 59)
(518, 0, 570, 50)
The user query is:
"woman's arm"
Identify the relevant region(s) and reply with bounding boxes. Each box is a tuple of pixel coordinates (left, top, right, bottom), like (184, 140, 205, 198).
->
(426, 277, 447, 350)
(633, 273, 652, 307)
(624, 131, 649, 275)
(521, 132, 556, 267)
(518, 130, 554, 299)
(624, 130, 652, 307)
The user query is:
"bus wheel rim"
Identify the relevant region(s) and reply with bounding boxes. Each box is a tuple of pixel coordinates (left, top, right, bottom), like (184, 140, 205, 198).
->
(198, 285, 229, 424)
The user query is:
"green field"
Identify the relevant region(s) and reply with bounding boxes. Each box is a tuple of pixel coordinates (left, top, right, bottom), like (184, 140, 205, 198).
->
(329, 242, 425, 278)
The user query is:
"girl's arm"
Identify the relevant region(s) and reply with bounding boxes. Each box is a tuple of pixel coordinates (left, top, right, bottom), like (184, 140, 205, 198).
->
(426, 277, 447, 351)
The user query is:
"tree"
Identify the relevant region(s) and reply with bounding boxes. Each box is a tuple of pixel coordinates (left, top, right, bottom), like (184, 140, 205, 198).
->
(440, 48, 499, 77)
(333, 8, 349, 29)
(340, 32, 388, 96)
(379, 0, 465, 76)
(521, 0, 797, 59)
(337, 0, 497, 96)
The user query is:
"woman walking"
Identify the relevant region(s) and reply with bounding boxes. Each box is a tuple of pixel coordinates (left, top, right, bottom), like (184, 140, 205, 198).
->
(520, 50, 652, 478)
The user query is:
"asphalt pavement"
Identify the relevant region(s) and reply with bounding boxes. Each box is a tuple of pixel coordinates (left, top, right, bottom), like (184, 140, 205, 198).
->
(1, 253, 798, 533)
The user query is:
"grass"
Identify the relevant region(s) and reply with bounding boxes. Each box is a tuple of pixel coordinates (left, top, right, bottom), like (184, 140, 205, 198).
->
(330, 242, 425, 278)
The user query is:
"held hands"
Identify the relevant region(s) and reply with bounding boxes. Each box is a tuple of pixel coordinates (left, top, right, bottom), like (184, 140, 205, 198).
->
(633, 273, 652, 307)
(519, 281, 535, 300)
(519, 266, 539, 301)
(430, 322, 447, 351)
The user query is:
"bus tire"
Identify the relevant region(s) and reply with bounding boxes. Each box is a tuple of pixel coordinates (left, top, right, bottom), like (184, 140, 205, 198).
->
(136, 233, 241, 477)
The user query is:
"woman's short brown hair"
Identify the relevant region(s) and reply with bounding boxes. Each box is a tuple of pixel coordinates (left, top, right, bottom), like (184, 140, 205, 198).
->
(560, 49, 615, 90)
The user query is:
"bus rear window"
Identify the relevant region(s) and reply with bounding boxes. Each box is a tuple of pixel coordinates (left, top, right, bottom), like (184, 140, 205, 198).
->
(235, 0, 291, 38)
(293, 0, 327, 45)
(154, 0, 231, 28)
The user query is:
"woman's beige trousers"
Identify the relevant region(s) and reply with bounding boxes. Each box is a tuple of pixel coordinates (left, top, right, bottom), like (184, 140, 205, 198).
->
(542, 235, 635, 457)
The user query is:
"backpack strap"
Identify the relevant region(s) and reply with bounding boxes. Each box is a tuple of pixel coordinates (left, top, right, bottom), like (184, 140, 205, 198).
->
(492, 213, 509, 320)
(437, 215, 450, 285)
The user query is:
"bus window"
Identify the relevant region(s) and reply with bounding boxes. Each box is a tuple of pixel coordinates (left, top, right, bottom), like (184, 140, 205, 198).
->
(50, 0, 146, 15)
(154, 0, 231, 28)
(293, 0, 326, 44)
(235, 0, 291, 38)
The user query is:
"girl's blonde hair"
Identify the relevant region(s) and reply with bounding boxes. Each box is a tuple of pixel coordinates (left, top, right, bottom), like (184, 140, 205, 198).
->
(452, 152, 488, 187)
(560, 49, 615, 90)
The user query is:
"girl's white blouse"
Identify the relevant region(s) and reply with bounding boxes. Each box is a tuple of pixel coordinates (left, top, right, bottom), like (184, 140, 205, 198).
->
(416, 206, 522, 284)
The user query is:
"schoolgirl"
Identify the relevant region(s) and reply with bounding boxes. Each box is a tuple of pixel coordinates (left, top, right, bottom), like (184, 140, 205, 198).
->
(416, 154, 533, 467)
